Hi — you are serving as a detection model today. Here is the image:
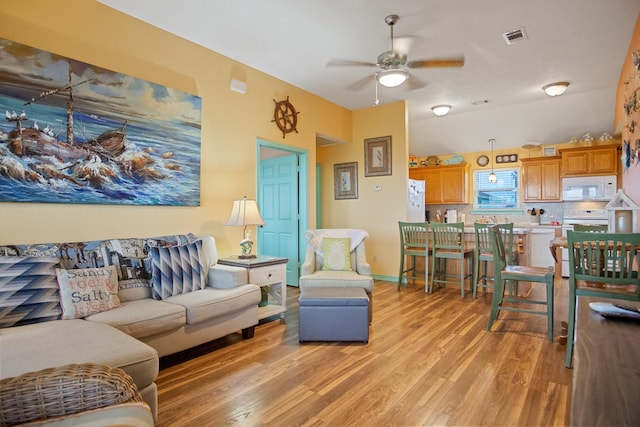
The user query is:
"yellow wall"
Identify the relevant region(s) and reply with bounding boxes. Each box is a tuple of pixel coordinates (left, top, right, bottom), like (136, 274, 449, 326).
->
(318, 101, 409, 278)
(0, 1, 354, 257)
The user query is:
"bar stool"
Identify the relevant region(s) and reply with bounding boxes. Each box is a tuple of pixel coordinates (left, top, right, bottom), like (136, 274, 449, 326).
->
(398, 221, 429, 291)
(473, 223, 515, 298)
(429, 222, 474, 297)
(486, 225, 555, 341)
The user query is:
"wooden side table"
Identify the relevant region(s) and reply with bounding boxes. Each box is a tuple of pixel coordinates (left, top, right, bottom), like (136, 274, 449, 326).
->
(217, 255, 288, 322)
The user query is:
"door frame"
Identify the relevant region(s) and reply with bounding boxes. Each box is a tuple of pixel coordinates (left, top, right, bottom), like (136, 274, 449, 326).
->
(256, 139, 308, 282)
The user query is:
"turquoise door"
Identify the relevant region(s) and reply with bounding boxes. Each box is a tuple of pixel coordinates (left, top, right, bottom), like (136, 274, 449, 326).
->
(258, 154, 299, 286)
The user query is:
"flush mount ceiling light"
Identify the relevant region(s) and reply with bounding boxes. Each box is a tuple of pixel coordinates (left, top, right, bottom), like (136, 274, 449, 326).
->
(431, 105, 452, 116)
(376, 69, 409, 88)
(542, 81, 569, 97)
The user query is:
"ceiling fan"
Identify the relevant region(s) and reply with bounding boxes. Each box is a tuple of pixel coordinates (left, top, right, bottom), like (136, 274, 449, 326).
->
(329, 14, 464, 89)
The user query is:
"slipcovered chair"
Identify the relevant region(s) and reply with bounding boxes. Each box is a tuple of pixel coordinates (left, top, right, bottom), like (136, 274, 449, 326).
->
(299, 229, 374, 322)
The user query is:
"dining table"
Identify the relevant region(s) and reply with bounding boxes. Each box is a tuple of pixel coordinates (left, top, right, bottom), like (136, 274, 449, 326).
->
(548, 236, 566, 264)
(550, 236, 640, 425)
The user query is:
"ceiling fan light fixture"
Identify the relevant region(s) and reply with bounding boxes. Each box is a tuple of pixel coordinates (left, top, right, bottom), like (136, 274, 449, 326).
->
(377, 69, 409, 88)
(542, 81, 569, 97)
(431, 105, 451, 116)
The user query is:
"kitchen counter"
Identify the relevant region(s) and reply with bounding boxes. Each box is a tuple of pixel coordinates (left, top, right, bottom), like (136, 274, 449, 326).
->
(461, 224, 562, 234)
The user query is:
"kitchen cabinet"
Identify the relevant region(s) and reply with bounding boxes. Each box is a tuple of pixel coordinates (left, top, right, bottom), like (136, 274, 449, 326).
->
(409, 163, 469, 204)
(520, 156, 562, 202)
(560, 144, 619, 176)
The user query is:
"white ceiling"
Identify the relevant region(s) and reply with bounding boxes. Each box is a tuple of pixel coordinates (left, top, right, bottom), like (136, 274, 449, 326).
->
(98, 0, 640, 156)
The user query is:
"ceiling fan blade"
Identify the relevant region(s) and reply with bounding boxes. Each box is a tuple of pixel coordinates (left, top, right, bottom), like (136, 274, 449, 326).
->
(327, 59, 377, 67)
(346, 74, 376, 91)
(407, 57, 465, 68)
(392, 35, 419, 57)
(406, 75, 427, 91)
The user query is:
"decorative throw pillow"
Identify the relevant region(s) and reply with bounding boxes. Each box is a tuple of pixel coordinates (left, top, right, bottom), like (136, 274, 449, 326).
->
(149, 239, 206, 300)
(322, 237, 353, 271)
(56, 266, 120, 319)
(0, 256, 62, 328)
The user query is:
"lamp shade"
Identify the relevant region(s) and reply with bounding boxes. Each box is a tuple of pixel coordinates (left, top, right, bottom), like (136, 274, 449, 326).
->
(225, 196, 265, 227)
(542, 82, 569, 97)
(377, 69, 409, 88)
(431, 105, 451, 116)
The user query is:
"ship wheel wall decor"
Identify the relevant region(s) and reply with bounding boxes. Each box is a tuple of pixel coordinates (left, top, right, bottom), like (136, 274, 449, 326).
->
(272, 96, 299, 138)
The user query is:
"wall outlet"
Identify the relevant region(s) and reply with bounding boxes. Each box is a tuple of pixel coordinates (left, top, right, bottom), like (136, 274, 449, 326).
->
(374, 185, 382, 191)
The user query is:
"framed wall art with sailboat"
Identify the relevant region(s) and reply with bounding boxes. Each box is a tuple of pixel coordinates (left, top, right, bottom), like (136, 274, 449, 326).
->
(0, 38, 202, 206)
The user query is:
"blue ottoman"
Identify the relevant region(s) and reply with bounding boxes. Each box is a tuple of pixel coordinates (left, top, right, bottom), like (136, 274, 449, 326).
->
(298, 287, 369, 343)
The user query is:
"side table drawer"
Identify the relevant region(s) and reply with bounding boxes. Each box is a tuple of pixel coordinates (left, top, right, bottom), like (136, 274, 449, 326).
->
(249, 264, 283, 284)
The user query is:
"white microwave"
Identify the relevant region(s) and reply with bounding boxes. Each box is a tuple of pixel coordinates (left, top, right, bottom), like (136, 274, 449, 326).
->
(562, 176, 617, 201)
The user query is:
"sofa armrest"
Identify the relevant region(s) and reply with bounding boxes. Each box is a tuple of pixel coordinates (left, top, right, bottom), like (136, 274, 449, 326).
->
(300, 245, 316, 276)
(208, 264, 249, 289)
(355, 244, 372, 276)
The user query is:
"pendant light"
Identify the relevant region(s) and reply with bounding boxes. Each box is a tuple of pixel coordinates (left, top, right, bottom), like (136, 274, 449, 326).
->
(488, 138, 497, 183)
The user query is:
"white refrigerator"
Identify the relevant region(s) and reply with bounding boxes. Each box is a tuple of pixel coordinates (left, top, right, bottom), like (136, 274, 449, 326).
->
(407, 179, 426, 222)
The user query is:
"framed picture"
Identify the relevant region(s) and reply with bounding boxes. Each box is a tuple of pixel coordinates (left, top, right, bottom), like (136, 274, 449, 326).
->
(334, 162, 358, 200)
(0, 38, 202, 206)
(364, 136, 392, 177)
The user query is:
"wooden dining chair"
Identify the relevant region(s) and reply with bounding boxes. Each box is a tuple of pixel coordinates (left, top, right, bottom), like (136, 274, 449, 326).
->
(565, 230, 640, 368)
(473, 223, 516, 298)
(398, 221, 429, 291)
(429, 222, 474, 297)
(486, 225, 555, 341)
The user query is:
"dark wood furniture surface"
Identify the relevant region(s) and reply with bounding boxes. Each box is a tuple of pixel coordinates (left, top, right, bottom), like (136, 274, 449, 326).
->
(571, 296, 640, 426)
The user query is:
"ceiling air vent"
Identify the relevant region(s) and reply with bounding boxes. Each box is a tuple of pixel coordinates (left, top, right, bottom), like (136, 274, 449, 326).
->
(316, 133, 348, 147)
(502, 27, 527, 45)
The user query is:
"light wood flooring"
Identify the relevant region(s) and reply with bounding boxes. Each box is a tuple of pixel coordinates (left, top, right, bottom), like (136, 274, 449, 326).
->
(156, 279, 572, 426)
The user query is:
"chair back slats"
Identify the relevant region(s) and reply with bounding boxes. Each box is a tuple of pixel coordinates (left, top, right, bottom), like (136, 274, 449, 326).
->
(399, 222, 428, 249)
(475, 223, 514, 258)
(488, 225, 507, 274)
(573, 224, 608, 233)
(430, 222, 465, 250)
(475, 223, 493, 255)
(568, 231, 640, 286)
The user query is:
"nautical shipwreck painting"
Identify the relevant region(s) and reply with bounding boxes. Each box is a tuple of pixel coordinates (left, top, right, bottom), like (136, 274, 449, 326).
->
(0, 38, 202, 206)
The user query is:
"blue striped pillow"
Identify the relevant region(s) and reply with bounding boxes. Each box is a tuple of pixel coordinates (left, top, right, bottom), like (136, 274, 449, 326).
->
(149, 240, 206, 300)
(0, 256, 62, 328)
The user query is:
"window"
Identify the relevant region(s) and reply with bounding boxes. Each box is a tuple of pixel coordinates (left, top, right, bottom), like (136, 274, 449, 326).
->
(473, 168, 520, 210)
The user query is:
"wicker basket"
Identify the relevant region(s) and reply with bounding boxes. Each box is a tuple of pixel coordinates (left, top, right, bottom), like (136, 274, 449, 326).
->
(0, 363, 143, 426)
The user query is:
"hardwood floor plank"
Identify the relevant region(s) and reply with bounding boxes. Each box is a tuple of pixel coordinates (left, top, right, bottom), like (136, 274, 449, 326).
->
(156, 279, 572, 426)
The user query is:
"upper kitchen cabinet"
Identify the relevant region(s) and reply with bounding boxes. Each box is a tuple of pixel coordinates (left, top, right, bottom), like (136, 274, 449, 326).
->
(560, 144, 619, 177)
(409, 163, 469, 204)
(520, 156, 562, 202)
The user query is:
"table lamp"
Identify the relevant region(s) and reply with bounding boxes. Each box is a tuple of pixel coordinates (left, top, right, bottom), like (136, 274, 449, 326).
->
(225, 196, 265, 258)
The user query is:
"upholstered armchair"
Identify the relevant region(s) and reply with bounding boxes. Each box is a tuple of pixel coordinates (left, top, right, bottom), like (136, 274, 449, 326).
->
(299, 229, 374, 321)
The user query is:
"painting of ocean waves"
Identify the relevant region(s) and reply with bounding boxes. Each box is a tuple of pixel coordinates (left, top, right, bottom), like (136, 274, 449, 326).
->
(0, 38, 202, 206)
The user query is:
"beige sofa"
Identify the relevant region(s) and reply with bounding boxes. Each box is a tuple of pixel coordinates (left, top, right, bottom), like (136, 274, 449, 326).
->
(0, 234, 261, 421)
